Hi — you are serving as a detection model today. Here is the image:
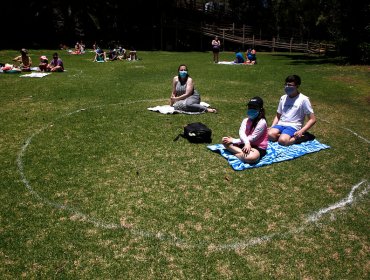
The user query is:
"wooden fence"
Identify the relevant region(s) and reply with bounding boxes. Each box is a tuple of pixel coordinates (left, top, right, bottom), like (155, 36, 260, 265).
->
(197, 23, 335, 54)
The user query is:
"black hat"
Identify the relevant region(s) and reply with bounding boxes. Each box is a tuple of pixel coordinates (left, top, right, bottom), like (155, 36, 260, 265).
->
(247, 96, 264, 108)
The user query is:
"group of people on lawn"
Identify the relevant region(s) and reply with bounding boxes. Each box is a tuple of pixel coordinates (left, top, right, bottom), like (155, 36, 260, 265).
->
(93, 44, 138, 62)
(3, 47, 316, 166)
(0, 49, 64, 73)
(171, 64, 316, 164)
(2, 43, 138, 73)
(211, 36, 257, 65)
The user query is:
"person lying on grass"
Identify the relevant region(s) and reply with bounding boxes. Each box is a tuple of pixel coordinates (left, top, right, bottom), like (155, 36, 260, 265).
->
(222, 96, 268, 163)
(170, 64, 217, 113)
(268, 74, 316, 146)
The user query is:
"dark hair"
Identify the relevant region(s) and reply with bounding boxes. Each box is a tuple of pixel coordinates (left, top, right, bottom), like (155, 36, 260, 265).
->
(177, 64, 188, 71)
(285, 75, 301, 86)
(251, 107, 265, 130)
(53, 52, 58, 58)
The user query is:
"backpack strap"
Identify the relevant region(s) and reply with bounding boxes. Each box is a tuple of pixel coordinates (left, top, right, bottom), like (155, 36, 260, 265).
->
(173, 133, 184, 142)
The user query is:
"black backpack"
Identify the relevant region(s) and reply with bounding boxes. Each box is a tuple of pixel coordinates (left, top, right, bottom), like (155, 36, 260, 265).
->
(174, 122, 212, 143)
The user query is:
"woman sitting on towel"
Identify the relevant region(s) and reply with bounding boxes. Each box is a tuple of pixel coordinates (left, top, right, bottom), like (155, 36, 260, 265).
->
(222, 96, 268, 163)
(170, 64, 217, 113)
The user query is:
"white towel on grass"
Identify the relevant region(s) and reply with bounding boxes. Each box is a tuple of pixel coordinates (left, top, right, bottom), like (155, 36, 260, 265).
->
(217, 61, 244, 65)
(148, 102, 210, 114)
(20, 73, 51, 78)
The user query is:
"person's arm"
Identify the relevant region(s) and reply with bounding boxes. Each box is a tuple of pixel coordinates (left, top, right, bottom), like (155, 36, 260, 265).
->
(170, 77, 178, 105)
(222, 136, 234, 144)
(238, 118, 249, 145)
(294, 113, 316, 138)
(270, 112, 281, 127)
(222, 119, 247, 146)
(247, 119, 267, 143)
(13, 56, 21, 63)
(171, 77, 194, 102)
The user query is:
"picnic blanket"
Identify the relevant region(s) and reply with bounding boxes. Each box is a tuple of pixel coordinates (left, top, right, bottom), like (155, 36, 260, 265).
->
(148, 102, 210, 115)
(207, 139, 330, 171)
(20, 73, 51, 78)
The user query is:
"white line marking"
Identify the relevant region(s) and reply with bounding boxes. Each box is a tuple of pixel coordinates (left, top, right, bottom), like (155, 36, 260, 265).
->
(306, 180, 369, 222)
(319, 118, 370, 143)
(215, 181, 369, 251)
(16, 102, 369, 250)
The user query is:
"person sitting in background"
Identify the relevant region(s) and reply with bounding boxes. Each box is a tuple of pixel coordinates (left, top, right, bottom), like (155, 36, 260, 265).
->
(117, 46, 127, 60)
(13, 48, 32, 71)
(74, 42, 81, 54)
(234, 49, 245, 64)
(128, 47, 137, 61)
(59, 44, 68, 50)
(39, 56, 48, 72)
(93, 47, 107, 62)
(246, 48, 257, 65)
(222, 96, 268, 163)
(46, 52, 64, 72)
(80, 41, 85, 53)
(107, 47, 118, 61)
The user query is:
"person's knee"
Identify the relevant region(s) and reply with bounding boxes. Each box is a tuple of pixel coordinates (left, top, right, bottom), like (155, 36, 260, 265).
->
(268, 130, 279, 141)
(235, 152, 246, 161)
(240, 152, 260, 163)
(238, 152, 259, 163)
(278, 137, 290, 146)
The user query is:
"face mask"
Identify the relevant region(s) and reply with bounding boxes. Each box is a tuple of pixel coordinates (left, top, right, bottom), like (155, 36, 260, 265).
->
(179, 70, 187, 78)
(285, 86, 296, 97)
(247, 109, 259, 120)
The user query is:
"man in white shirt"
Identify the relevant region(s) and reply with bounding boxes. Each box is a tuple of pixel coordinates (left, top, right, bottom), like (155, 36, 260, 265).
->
(268, 75, 316, 146)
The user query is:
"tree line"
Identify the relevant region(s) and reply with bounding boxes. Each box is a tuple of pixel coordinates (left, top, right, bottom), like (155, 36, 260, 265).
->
(2, 0, 369, 63)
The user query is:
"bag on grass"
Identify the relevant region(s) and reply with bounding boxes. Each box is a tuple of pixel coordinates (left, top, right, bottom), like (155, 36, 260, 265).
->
(174, 122, 212, 143)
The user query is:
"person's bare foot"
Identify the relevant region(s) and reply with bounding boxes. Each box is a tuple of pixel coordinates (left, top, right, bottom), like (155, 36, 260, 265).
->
(207, 108, 217, 113)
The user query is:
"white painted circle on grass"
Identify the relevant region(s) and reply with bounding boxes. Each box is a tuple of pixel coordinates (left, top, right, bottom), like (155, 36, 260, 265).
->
(17, 99, 369, 250)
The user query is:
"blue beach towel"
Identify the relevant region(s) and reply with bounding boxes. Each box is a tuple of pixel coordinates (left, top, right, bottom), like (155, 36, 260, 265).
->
(207, 139, 330, 171)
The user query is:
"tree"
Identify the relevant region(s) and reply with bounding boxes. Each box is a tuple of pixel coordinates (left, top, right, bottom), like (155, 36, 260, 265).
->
(316, 0, 370, 63)
(2, 0, 369, 63)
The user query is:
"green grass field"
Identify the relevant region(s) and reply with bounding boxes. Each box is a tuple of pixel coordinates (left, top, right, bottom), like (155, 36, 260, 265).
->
(0, 49, 369, 279)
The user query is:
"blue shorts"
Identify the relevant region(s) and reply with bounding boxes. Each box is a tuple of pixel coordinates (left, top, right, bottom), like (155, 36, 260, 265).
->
(272, 125, 297, 137)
